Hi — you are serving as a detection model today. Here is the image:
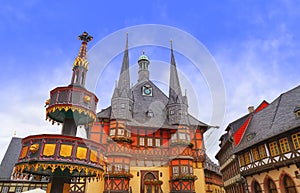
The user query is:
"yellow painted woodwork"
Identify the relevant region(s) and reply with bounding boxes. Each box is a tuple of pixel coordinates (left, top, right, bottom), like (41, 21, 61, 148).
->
(20, 146, 28, 159)
(43, 144, 56, 156)
(46, 182, 52, 193)
(60, 144, 73, 157)
(63, 183, 70, 193)
(76, 146, 87, 160)
(29, 144, 39, 154)
(90, 150, 98, 163)
(194, 168, 205, 193)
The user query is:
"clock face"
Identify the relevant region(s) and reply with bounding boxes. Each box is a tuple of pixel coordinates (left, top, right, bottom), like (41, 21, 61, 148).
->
(142, 84, 153, 96)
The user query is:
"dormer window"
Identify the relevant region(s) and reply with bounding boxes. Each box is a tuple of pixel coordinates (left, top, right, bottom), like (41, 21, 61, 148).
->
(147, 110, 154, 118)
(121, 103, 125, 109)
(117, 128, 124, 136)
(294, 107, 300, 118)
(110, 129, 116, 136)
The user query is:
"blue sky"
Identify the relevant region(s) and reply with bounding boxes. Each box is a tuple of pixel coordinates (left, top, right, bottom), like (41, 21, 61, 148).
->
(0, 0, 300, 163)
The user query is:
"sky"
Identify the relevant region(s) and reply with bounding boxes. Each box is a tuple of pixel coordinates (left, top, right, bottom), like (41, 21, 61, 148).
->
(0, 0, 300, 164)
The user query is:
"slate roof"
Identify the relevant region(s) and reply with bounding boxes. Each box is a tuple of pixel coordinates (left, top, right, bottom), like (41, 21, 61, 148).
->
(97, 79, 209, 129)
(0, 137, 22, 179)
(235, 85, 300, 153)
(225, 113, 250, 133)
(204, 155, 222, 175)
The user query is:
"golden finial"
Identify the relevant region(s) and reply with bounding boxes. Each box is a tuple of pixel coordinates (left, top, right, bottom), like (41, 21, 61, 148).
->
(13, 131, 16, 136)
(78, 32, 93, 42)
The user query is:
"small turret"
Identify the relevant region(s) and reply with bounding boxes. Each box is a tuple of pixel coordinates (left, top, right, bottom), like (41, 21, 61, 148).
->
(167, 40, 189, 125)
(138, 51, 150, 82)
(111, 34, 133, 120)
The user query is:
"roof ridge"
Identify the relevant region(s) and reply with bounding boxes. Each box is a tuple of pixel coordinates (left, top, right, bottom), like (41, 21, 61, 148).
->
(269, 94, 283, 131)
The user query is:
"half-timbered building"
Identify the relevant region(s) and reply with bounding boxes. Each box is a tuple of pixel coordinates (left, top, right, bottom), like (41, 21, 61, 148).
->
(87, 35, 210, 193)
(0, 33, 220, 193)
(204, 156, 224, 193)
(217, 86, 300, 193)
(235, 86, 300, 193)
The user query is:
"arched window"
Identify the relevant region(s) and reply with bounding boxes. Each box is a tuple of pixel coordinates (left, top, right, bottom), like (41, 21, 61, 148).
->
(283, 175, 297, 193)
(81, 71, 85, 85)
(254, 181, 262, 193)
(267, 178, 277, 193)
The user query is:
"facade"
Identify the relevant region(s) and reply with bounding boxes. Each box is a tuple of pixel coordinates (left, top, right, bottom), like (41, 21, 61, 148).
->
(216, 86, 300, 193)
(215, 114, 252, 193)
(0, 33, 222, 193)
(203, 156, 224, 193)
(86, 35, 210, 193)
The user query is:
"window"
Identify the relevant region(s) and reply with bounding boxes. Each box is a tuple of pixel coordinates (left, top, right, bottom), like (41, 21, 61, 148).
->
(179, 133, 186, 140)
(258, 145, 267, 158)
(155, 139, 160, 147)
(124, 165, 129, 172)
(170, 110, 174, 115)
(283, 175, 297, 193)
(110, 129, 115, 136)
(107, 165, 112, 172)
(127, 131, 131, 137)
(269, 141, 280, 156)
(187, 134, 191, 140)
(244, 152, 251, 165)
(139, 137, 144, 146)
(171, 134, 177, 141)
(173, 166, 179, 174)
(252, 148, 260, 161)
(253, 181, 262, 193)
(292, 132, 300, 149)
(279, 137, 291, 153)
(15, 187, 22, 193)
(121, 103, 125, 109)
(267, 179, 277, 193)
(1, 187, 8, 193)
(115, 164, 122, 171)
(239, 154, 245, 166)
(148, 138, 153, 146)
(189, 166, 193, 174)
(181, 166, 188, 174)
(117, 129, 124, 136)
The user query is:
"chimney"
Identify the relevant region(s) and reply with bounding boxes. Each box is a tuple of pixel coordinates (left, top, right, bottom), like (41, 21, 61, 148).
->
(248, 106, 254, 113)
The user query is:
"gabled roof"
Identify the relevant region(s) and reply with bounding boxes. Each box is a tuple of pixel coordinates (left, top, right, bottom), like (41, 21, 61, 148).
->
(235, 85, 300, 153)
(97, 79, 209, 129)
(226, 113, 251, 133)
(0, 137, 22, 179)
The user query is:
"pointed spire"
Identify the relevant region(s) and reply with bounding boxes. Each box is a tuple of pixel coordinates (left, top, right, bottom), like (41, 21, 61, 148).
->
(114, 33, 131, 98)
(169, 40, 183, 104)
(70, 32, 93, 87)
(73, 32, 92, 70)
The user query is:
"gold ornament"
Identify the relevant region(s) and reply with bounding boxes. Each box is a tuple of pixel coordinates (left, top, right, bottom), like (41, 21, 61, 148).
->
(30, 144, 39, 154)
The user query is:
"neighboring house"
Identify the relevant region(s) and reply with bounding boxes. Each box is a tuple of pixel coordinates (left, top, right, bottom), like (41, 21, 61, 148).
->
(217, 85, 300, 193)
(204, 156, 224, 193)
(235, 86, 300, 193)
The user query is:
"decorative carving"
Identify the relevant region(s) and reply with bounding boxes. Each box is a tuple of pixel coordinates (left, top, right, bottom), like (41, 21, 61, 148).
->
(90, 150, 98, 163)
(43, 144, 56, 156)
(76, 147, 87, 160)
(84, 95, 91, 103)
(60, 144, 73, 157)
(30, 144, 39, 154)
(20, 146, 28, 159)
